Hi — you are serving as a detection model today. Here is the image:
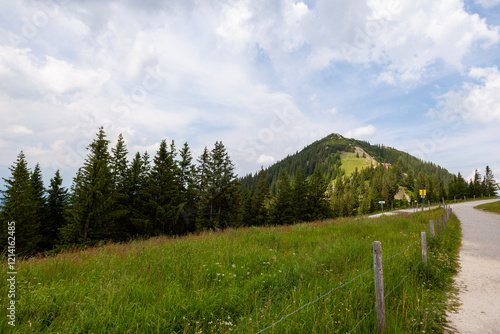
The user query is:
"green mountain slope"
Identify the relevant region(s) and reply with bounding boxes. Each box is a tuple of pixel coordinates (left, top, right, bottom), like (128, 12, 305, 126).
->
(240, 133, 454, 193)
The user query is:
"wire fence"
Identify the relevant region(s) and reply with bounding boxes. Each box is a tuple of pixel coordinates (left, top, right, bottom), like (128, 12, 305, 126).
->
(256, 217, 444, 333)
(255, 266, 374, 334)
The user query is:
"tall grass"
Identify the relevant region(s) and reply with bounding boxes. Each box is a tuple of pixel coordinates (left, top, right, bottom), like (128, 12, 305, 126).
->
(1, 209, 460, 333)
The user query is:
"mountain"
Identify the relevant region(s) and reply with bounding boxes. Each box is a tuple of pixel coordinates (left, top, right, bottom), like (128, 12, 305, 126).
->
(240, 133, 455, 194)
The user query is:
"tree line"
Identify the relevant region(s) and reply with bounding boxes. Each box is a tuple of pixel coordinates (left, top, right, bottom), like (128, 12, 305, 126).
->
(1, 128, 242, 256)
(1, 128, 498, 256)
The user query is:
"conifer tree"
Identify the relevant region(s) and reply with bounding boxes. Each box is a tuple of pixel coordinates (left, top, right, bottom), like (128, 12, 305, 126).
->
(147, 140, 180, 235)
(31, 163, 46, 223)
(270, 170, 294, 225)
(111, 134, 129, 192)
(243, 169, 270, 226)
(176, 142, 197, 233)
(1, 152, 40, 255)
(242, 189, 254, 226)
(293, 169, 309, 221)
(253, 169, 270, 226)
(483, 166, 498, 197)
(126, 152, 151, 236)
(196, 142, 241, 230)
(469, 169, 482, 197)
(455, 172, 468, 198)
(110, 133, 131, 239)
(308, 170, 330, 220)
(196, 147, 212, 230)
(62, 127, 119, 244)
(210, 142, 241, 228)
(42, 170, 69, 250)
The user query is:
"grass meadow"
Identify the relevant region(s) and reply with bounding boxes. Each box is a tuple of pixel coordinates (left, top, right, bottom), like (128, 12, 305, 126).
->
(474, 199, 500, 214)
(1, 209, 461, 333)
(339, 152, 373, 176)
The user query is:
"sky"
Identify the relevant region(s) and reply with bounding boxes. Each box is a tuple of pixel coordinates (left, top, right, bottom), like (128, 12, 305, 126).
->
(1, 0, 500, 188)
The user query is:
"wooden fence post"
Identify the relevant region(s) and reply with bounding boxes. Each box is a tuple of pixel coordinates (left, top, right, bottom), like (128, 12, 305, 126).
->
(436, 217, 441, 234)
(429, 220, 435, 238)
(373, 241, 385, 333)
(442, 214, 446, 230)
(421, 232, 427, 266)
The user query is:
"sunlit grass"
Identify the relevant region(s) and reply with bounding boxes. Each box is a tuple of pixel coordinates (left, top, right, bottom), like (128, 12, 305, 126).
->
(1, 209, 460, 333)
(474, 199, 500, 214)
(339, 152, 373, 176)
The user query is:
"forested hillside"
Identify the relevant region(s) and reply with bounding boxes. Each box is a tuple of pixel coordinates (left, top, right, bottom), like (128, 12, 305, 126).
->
(240, 133, 454, 192)
(1, 130, 497, 257)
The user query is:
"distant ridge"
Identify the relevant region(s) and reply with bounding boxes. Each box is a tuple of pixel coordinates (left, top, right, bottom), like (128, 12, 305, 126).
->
(240, 133, 454, 193)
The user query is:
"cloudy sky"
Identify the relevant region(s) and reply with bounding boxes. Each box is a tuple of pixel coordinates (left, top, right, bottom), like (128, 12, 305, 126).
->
(1, 0, 500, 187)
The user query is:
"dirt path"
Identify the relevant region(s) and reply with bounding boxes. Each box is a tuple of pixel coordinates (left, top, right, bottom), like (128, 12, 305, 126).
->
(446, 199, 500, 333)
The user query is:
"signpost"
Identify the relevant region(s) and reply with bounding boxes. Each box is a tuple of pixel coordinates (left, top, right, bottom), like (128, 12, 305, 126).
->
(379, 201, 385, 214)
(419, 189, 426, 212)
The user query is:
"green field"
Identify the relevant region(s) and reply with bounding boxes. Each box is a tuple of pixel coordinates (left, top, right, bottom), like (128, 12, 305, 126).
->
(474, 200, 500, 214)
(339, 152, 374, 176)
(1, 210, 460, 333)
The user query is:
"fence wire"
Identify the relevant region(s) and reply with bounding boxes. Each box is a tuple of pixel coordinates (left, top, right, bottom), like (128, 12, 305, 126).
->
(383, 238, 420, 263)
(257, 234, 426, 333)
(256, 266, 374, 334)
(385, 260, 423, 300)
(346, 305, 376, 334)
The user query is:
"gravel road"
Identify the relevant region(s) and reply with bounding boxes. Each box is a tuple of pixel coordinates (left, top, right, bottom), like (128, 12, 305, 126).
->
(446, 199, 500, 334)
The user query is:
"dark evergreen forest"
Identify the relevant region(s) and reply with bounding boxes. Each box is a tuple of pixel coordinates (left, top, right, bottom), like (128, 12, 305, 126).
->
(1, 129, 497, 256)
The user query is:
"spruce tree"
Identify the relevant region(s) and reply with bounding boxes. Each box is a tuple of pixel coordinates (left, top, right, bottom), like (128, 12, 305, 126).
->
(31, 163, 46, 222)
(62, 127, 118, 244)
(111, 134, 129, 191)
(308, 170, 330, 220)
(126, 152, 151, 236)
(270, 170, 294, 225)
(1, 152, 40, 255)
(293, 169, 309, 221)
(242, 189, 255, 226)
(147, 140, 180, 235)
(470, 169, 482, 197)
(110, 133, 131, 239)
(243, 169, 270, 226)
(253, 169, 270, 226)
(196, 147, 212, 230)
(455, 172, 468, 198)
(43, 170, 69, 250)
(483, 166, 498, 197)
(177, 142, 197, 233)
(209, 142, 241, 229)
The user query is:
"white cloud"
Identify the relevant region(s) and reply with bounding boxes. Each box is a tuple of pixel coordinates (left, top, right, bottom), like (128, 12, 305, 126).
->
(4, 125, 33, 136)
(0, 0, 499, 183)
(369, 0, 499, 83)
(430, 66, 500, 123)
(475, 0, 500, 8)
(0, 46, 108, 96)
(210, 0, 500, 85)
(344, 124, 377, 139)
(256, 154, 275, 165)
